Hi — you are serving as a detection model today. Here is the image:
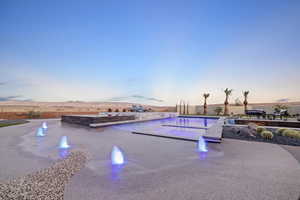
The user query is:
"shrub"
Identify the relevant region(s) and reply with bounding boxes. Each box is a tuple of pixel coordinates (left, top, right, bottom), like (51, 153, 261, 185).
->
(282, 129, 300, 139)
(260, 130, 274, 140)
(214, 107, 223, 115)
(257, 127, 267, 134)
(276, 128, 289, 136)
(27, 111, 41, 119)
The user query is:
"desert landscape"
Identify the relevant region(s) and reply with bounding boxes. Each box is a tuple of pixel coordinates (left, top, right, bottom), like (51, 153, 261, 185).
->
(1, 100, 300, 120)
(0, 101, 175, 120)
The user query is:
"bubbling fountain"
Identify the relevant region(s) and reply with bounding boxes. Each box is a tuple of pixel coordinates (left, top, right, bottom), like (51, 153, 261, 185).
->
(198, 136, 208, 152)
(111, 146, 125, 165)
(59, 136, 70, 149)
(36, 128, 45, 137)
(42, 122, 48, 129)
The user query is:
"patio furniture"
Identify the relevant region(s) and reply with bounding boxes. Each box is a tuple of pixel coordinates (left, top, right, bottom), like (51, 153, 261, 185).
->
(245, 110, 266, 119)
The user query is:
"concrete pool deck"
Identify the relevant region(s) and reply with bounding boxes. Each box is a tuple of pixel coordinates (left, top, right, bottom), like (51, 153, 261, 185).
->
(0, 119, 299, 200)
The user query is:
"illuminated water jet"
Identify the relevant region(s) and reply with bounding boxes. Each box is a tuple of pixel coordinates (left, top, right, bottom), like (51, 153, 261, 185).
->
(42, 122, 48, 129)
(198, 136, 208, 152)
(36, 128, 45, 137)
(59, 136, 70, 149)
(111, 146, 125, 165)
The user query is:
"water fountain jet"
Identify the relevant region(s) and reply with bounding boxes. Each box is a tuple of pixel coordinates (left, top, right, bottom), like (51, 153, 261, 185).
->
(111, 146, 125, 165)
(42, 122, 48, 129)
(36, 128, 45, 137)
(198, 136, 208, 152)
(59, 136, 70, 149)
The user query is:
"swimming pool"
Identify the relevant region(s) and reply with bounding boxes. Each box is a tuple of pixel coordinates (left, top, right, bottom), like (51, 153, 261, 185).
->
(112, 117, 220, 142)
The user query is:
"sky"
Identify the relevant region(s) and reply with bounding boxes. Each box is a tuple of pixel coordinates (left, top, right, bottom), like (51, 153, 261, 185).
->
(0, 0, 300, 106)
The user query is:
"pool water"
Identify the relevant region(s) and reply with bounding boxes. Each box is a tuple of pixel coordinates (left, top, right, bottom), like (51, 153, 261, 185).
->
(112, 117, 219, 140)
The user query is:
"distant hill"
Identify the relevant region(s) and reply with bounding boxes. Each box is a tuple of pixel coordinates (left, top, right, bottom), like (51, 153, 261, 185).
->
(0, 100, 175, 113)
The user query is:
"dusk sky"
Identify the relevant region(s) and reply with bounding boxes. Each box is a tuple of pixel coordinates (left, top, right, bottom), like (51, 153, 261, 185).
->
(1, 0, 299, 105)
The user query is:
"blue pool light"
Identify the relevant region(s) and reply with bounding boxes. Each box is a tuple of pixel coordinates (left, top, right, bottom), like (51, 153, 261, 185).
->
(36, 128, 45, 137)
(59, 149, 70, 159)
(59, 136, 70, 149)
(42, 122, 48, 129)
(111, 146, 125, 165)
(198, 136, 208, 152)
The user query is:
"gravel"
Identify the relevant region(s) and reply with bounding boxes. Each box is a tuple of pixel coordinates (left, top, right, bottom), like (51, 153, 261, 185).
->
(223, 125, 300, 146)
(0, 151, 87, 200)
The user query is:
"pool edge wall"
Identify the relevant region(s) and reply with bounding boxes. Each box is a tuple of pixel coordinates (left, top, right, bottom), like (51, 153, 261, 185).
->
(61, 115, 135, 126)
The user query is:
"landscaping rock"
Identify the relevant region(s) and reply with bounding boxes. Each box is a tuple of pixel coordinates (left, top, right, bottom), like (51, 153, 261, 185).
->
(223, 125, 300, 146)
(238, 126, 257, 138)
(0, 151, 87, 200)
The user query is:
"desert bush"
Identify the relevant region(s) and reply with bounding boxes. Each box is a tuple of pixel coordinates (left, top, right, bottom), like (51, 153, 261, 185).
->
(214, 107, 223, 115)
(276, 128, 289, 136)
(260, 130, 274, 140)
(257, 127, 267, 134)
(27, 111, 41, 119)
(282, 129, 300, 139)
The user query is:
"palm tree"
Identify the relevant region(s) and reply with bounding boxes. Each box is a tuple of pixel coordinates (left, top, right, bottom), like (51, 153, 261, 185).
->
(179, 100, 182, 114)
(243, 91, 250, 113)
(224, 88, 233, 115)
(203, 93, 210, 115)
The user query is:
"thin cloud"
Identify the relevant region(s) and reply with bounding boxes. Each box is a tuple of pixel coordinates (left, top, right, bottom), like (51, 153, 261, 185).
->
(0, 95, 23, 101)
(108, 95, 164, 103)
(277, 98, 290, 103)
(131, 95, 164, 102)
(108, 96, 129, 101)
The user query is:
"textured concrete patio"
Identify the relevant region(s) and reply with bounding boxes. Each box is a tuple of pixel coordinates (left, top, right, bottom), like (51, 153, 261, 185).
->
(0, 119, 299, 200)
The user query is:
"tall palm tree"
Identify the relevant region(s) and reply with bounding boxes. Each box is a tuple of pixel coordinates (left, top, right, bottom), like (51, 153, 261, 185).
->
(224, 88, 233, 115)
(186, 101, 189, 115)
(179, 100, 182, 114)
(243, 91, 250, 113)
(203, 93, 210, 115)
